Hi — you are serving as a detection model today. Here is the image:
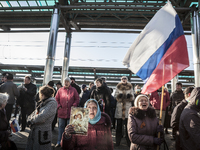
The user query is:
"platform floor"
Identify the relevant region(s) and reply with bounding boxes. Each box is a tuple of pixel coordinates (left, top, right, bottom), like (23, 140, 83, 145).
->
(10, 122, 175, 150)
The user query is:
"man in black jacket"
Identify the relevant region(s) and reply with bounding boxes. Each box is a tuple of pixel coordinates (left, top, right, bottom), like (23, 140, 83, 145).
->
(70, 77, 81, 95)
(179, 87, 200, 150)
(17, 76, 37, 131)
(170, 82, 185, 139)
(0, 73, 19, 121)
(171, 86, 194, 150)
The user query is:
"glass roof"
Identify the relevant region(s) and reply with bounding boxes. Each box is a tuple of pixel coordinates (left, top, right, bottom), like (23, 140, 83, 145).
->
(0, 0, 58, 11)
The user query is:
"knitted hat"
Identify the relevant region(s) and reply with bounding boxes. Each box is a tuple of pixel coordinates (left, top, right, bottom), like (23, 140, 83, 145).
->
(82, 84, 87, 89)
(134, 94, 149, 107)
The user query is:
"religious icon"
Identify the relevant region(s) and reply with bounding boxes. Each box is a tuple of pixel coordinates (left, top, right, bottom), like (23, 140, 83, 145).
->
(70, 107, 89, 135)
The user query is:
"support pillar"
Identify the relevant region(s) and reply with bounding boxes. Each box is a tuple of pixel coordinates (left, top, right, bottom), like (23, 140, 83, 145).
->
(191, 10, 200, 87)
(171, 75, 178, 92)
(43, 8, 60, 85)
(61, 32, 72, 85)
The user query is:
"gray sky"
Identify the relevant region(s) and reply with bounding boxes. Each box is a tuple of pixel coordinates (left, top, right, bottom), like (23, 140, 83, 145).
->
(0, 32, 194, 70)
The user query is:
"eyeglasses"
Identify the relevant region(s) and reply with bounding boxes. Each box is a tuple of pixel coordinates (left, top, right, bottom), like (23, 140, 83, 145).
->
(138, 99, 148, 103)
(122, 78, 127, 80)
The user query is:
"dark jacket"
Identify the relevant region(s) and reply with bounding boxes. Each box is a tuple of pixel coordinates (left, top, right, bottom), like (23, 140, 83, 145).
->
(170, 90, 184, 111)
(179, 87, 200, 150)
(0, 81, 19, 104)
(0, 109, 10, 145)
(71, 83, 81, 95)
(79, 90, 90, 107)
(61, 112, 113, 150)
(128, 107, 159, 150)
(171, 99, 188, 132)
(90, 85, 111, 116)
(17, 82, 37, 108)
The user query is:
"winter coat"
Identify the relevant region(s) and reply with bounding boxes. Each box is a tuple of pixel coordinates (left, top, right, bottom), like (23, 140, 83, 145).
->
(71, 83, 81, 95)
(150, 90, 170, 111)
(179, 89, 200, 150)
(0, 109, 10, 145)
(90, 85, 111, 116)
(171, 99, 188, 132)
(79, 90, 90, 107)
(128, 107, 159, 150)
(17, 82, 37, 108)
(170, 90, 184, 111)
(0, 81, 19, 104)
(114, 82, 134, 119)
(26, 97, 57, 150)
(61, 112, 113, 150)
(55, 86, 79, 119)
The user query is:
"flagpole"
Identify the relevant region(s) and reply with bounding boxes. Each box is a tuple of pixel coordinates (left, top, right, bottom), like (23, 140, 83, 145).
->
(157, 86, 165, 150)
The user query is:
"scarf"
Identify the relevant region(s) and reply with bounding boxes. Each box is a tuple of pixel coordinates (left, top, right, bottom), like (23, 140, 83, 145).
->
(84, 99, 101, 125)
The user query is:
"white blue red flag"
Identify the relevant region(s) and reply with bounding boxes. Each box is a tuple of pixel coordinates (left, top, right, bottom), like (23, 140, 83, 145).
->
(123, 2, 189, 94)
(10, 119, 20, 133)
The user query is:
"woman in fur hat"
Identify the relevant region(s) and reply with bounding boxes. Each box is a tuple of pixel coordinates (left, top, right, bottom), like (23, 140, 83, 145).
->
(114, 76, 134, 147)
(127, 94, 164, 150)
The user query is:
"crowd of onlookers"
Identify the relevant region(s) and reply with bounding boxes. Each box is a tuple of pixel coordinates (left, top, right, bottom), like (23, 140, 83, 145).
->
(0, 72, 200, 150)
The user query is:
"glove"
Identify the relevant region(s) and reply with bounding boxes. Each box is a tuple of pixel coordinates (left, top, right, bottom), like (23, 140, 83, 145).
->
(118, 94, 123, 98)
(157, 125, 164, 133)
(153, 137, 164, 145)
(127, 94, 131, 99)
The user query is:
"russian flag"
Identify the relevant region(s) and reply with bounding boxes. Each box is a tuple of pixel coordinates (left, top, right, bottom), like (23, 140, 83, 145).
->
(10, 119, 20, 133)
(123, 2, 189, 94)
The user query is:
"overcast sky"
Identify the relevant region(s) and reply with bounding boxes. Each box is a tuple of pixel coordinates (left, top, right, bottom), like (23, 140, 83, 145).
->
(0, 32, 194, 70)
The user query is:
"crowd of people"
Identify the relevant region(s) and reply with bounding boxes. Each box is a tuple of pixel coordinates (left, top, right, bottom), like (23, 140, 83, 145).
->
(0, 72, 200, 150)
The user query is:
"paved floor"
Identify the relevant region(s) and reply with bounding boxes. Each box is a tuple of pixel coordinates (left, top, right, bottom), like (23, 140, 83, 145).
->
(10, 123, 175, 150)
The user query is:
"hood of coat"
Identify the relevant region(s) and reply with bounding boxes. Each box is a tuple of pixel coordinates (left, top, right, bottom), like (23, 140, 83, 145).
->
(187, 87, 200, 111)
(129, 106, 156, 120)
(116, 82, 132, 91)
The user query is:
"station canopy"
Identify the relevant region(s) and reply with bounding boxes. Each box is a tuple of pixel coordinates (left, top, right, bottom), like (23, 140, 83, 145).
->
(0, 0, 199, 33)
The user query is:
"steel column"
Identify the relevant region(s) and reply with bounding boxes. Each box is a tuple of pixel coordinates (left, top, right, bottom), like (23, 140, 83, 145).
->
(43, 8, 60, 85)
(191, 10, 200, 87)
(61, 32, 72, 85)
(171, 75, 178, 92)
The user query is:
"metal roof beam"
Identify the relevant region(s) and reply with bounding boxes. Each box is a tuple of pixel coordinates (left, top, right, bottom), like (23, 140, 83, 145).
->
(0, 5, 191, 11)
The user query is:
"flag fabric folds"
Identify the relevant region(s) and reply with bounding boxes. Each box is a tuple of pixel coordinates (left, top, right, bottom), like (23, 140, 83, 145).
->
(123, 2, 189, 94)
(10, 119, 20, 133)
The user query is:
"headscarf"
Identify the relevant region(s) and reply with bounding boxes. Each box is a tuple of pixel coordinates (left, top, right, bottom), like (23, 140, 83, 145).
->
(84, 99, 101, 125)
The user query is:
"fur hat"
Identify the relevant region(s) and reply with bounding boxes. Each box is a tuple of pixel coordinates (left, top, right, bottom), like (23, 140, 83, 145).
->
(134, 94, 149, 107)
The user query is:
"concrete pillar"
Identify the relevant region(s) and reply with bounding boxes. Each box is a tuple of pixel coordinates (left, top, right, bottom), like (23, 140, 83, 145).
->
(43, 8, 60, 85)
(191, 10, 200, 87)
(61, 32, 72, 85)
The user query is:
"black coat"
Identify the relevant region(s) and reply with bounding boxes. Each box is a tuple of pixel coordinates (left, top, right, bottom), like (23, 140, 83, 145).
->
(90, 86, 111, 116)
(171, 99, 188, 132)
(17, 82, 37, 108)
(79, 90, 90, 107)
(170, 90, 184, 111)
(71, 83, 81, 95)
(0, 109, 10, 144)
